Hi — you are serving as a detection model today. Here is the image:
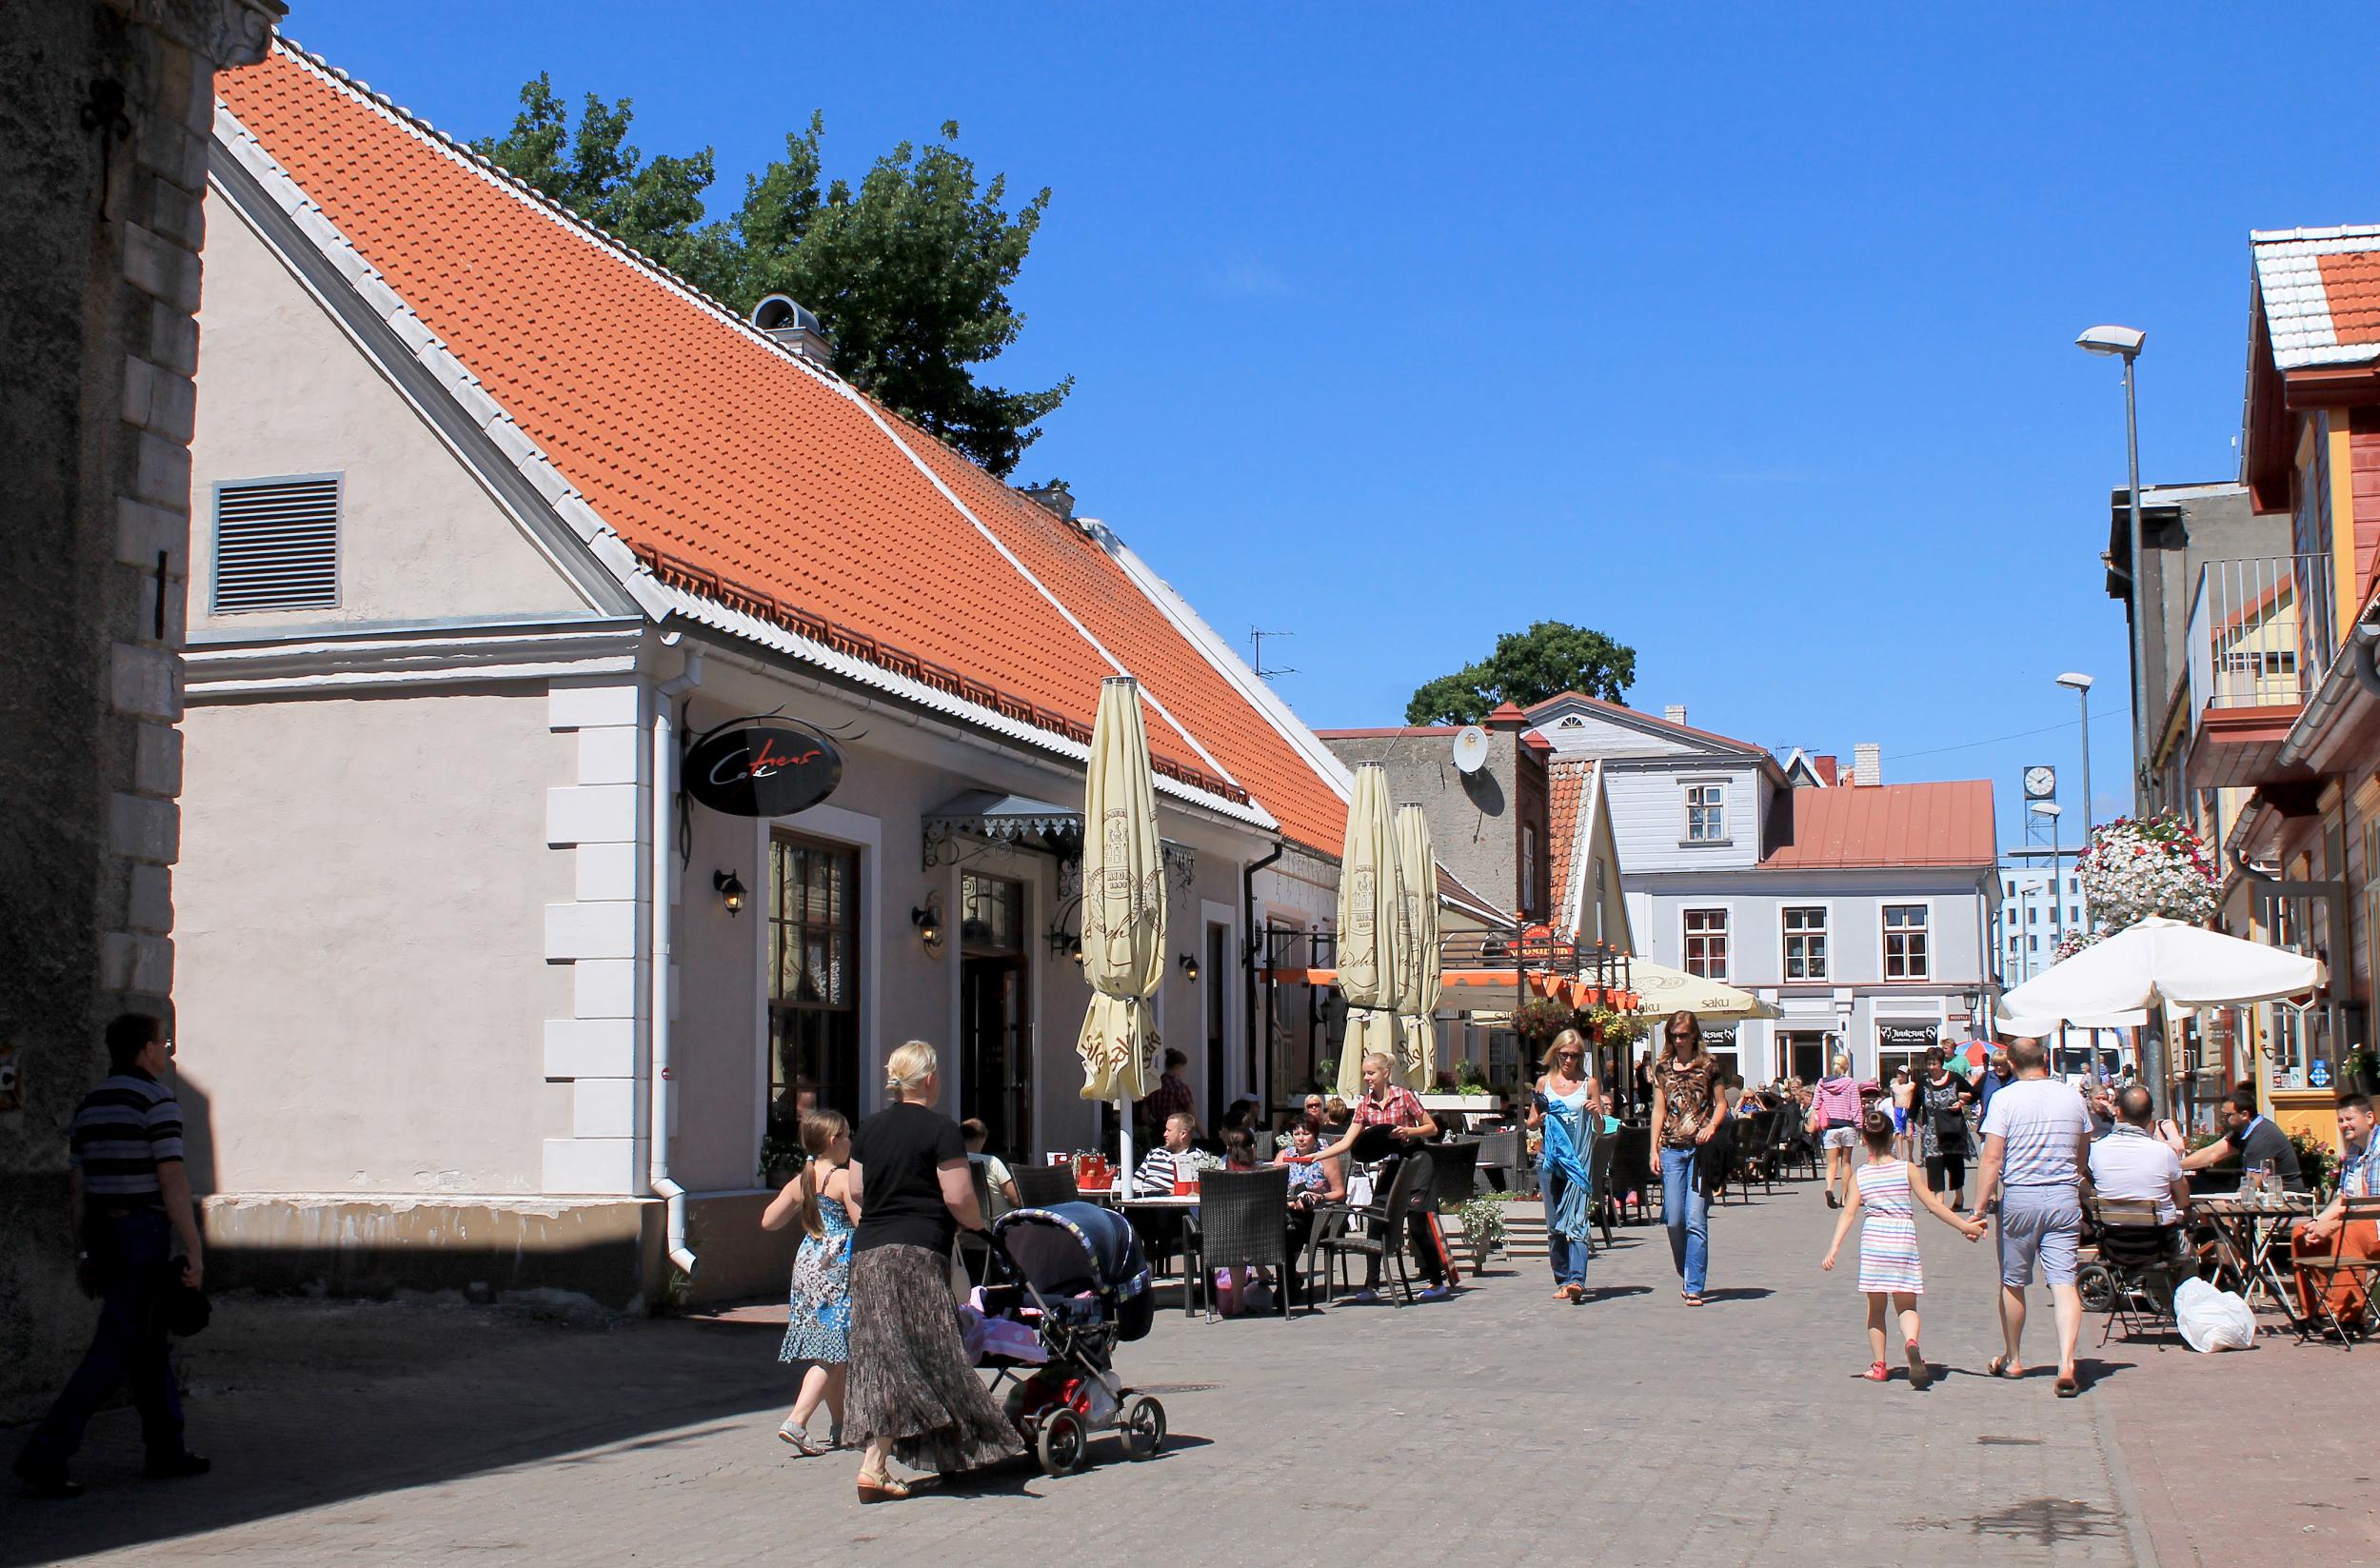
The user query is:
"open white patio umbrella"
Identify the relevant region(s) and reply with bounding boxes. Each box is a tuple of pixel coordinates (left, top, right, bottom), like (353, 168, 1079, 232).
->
(1076, 678, 1166, 1181)
(1335, 764, 1400, 1099)
(1995, 916, 2322, 1037)
(1390, 804, 1441, 1090)
(1625, 959, 1781, 1023)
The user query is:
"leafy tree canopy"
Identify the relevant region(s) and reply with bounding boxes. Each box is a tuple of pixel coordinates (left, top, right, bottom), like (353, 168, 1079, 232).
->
(1406, 621, 1637, 725)
(472, 80, 1070, 476)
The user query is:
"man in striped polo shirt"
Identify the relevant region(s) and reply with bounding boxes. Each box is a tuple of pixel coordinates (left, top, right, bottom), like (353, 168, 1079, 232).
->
(13, 1014, 208, 1499)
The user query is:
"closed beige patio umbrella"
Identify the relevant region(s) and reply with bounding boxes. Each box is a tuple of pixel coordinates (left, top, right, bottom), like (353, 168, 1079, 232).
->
(1077, 678, 1167, 1122)
(1391, 804, 1441, 1089)
(1335, 763, 1400, 1098)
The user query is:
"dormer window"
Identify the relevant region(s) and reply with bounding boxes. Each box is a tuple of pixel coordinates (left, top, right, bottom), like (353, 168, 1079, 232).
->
(1684, 782, 1727, 844)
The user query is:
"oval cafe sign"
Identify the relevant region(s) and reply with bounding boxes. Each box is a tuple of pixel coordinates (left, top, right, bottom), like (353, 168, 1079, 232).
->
(684, 718, 843, 818)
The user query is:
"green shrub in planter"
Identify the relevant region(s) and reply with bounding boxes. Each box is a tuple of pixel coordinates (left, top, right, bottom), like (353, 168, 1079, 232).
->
(1458, 1194, 1508, 1264)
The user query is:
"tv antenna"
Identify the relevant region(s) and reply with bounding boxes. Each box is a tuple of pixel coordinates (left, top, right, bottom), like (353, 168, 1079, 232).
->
(1251, 627, 1297, 681)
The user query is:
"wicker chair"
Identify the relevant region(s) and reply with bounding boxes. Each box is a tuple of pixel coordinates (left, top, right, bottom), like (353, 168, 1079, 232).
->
(1184, 1167, 1292, 1320)
(1474, 1128, 1521, 1193)
(1009, 1162, 1079, 1209)
(957, 1160, 997, 1282)
(1313, 1150, 1435, 1304)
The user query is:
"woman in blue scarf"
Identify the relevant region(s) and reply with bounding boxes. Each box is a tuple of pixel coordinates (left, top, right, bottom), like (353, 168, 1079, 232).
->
(1526, 1029, 1601, 1303)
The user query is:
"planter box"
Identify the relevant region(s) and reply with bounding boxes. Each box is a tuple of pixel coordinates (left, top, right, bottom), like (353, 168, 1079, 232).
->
(1419, 1093, 1504, 1115)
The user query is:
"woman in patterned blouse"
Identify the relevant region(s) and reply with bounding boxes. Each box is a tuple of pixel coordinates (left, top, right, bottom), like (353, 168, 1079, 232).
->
(1647, 1008, 1726, 1306)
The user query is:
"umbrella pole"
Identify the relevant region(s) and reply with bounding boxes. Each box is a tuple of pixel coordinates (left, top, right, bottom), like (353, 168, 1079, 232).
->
(1118, 1092, 1134, 1193)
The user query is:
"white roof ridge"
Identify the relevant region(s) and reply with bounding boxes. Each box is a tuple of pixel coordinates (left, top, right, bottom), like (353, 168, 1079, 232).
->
(2252, 223, 2380, 244)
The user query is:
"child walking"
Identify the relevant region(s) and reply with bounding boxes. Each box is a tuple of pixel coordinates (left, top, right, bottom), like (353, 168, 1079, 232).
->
(762, 1110, 858, 1454)
(1821, 1108, 1984, 1388)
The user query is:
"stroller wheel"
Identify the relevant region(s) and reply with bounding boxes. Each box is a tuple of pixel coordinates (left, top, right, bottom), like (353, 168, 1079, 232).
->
(2076, 1263, 2115, 1315)
(1120, 1395, 1166, 1460)
(1036, 1408, 1087, 1477)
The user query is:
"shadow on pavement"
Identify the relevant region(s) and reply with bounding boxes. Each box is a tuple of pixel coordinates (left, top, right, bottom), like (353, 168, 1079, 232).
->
(0, 1294, 790, 1565)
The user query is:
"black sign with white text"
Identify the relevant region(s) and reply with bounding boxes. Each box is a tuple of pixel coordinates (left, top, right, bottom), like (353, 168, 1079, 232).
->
(684, 720, 843, 818)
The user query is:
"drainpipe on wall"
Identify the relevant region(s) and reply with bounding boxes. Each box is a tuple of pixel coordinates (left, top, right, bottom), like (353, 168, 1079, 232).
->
(1242, 841, 1284, 1103)
(650, 642, 705, 1279)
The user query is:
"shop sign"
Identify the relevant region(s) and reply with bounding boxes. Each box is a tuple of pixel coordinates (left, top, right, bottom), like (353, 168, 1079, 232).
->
(1877, 1022, 1939, 1050)
(684, 718, 843, 818)
(1700, 1024, 1736, 1050)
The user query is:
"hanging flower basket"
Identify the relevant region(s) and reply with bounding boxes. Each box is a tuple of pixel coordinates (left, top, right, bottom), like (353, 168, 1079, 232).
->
(1511, 997, 1574, 1045)
(2059, 812, 2220, 958)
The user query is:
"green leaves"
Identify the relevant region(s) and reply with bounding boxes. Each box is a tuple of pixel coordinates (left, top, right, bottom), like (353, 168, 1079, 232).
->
(1405, 621, 1637, 724)
(473, 81, 1070, 476)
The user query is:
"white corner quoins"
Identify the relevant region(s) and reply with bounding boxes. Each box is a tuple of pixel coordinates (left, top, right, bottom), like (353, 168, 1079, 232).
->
(541, 679, 653, 1196)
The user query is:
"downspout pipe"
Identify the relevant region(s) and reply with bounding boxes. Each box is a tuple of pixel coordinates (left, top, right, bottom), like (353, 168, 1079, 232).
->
(650, 643, 705, 1279)
(1242, 840, 1285, 1103)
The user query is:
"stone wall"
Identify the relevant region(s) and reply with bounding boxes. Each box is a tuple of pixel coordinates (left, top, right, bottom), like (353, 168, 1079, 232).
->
(0, 0, 277, 1422)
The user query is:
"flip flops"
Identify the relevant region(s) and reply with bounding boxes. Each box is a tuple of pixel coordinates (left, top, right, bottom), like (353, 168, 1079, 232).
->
(2054, 1373, 2081, 1399)
(1986, 1354, 2022, 1379)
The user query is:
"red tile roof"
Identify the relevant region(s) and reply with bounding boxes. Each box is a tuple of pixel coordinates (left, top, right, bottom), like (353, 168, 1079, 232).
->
(216, 44, 1354, 854)
(1755, 782, 1995, 870)
(1546, 759, 1589, 930)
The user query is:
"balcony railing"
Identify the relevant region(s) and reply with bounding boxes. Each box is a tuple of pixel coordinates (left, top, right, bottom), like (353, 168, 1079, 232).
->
(2185, 554, 2334, 720)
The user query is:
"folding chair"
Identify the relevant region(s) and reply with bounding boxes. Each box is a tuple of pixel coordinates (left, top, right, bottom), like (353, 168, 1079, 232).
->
(2080, 1198, 2190, 1348)
(2293, 1195, 2380, 1348)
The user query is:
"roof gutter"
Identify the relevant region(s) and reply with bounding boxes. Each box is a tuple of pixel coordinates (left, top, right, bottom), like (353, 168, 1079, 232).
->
(649, 642, 704, 1280)
(2277, 616, 2380, 770)
(1243, 840, 1285, 1101)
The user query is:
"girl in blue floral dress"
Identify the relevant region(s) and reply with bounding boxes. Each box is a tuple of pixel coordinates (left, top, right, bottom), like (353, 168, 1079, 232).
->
(763, 1111, 858, 1455)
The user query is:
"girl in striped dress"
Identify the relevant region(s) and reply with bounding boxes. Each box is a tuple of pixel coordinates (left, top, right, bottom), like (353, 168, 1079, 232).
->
(1821, 1109, 1984, 1387)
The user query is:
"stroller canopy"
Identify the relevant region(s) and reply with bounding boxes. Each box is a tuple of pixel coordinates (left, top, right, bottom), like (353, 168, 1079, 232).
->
(993, 1201, 1151, 1302)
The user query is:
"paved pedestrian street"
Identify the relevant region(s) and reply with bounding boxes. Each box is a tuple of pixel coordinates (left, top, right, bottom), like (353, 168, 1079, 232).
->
(5, 1181, 2370, 1568)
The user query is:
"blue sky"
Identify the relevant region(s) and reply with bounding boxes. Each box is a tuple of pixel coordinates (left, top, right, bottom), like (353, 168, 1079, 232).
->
(288, 3, 2380, 847)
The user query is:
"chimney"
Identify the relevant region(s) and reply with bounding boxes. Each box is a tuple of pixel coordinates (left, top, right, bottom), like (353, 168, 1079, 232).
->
(750, 294, 833, 367)
(1663, 704, 1688, 726)
(1016, 481, 1076, 522)
(1815, 754, 1838, 786)
(1853, 743, 1881, 785)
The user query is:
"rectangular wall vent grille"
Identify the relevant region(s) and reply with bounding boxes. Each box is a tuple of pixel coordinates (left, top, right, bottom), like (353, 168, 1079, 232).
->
(211, 475, 341, 613)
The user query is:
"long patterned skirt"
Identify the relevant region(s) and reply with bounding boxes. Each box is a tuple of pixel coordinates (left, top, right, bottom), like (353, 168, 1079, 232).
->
(843, 1243, 1023, 1475)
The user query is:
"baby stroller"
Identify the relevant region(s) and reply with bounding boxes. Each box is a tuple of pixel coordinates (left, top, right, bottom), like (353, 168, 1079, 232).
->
(978, 1201, 1167, 1475)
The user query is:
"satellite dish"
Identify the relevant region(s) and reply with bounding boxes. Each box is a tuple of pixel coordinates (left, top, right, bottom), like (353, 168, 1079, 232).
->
(1453, 725, 1489, 774)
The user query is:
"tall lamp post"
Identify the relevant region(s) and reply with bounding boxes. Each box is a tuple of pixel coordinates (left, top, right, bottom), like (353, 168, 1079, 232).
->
(2075, 326, 2147, 806)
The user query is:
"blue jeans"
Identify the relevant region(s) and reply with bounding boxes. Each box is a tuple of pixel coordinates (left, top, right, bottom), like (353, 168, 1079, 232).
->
(19, 1209, 184, 1470)
(1543, 1166, 1589, 1288)
(1659, 1145, 1710, 1297)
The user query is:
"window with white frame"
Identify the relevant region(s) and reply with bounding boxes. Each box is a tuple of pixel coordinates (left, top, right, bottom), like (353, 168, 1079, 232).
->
(1683, 907, 1730, 979)
(1782, 905, 1829, 980)
(1883, 903, 1931, 979)
(1684, 783, 1726, 843)
(1519, 824, 1540, 918)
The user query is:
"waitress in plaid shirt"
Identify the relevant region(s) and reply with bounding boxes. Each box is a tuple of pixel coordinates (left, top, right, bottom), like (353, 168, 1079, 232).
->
(1298, 1054, 1448, 1301)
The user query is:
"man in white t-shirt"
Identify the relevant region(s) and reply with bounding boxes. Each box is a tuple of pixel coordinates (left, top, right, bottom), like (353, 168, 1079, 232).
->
(2086, 1086, 2191, 1228)
(1970, 1037, 2093, 1397)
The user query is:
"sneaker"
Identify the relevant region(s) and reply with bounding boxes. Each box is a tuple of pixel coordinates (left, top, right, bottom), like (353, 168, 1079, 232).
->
(1418, 1285, 1454, 1302)
(1339, 1288, 1382, 1305)
(142, 1452, 210, 1481)
(12, 1451, 82, 1500)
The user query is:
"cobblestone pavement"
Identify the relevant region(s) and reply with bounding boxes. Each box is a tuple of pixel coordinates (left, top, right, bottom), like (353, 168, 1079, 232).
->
(3, 1175, 2359, 1567)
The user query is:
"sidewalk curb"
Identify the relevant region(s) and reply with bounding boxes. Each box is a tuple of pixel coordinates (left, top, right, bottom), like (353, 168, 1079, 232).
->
(2088, 1378, 2164, 1568)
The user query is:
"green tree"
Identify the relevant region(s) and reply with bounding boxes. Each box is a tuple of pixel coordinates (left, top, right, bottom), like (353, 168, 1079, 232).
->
(472, 84, 1070, 476)
(1405, 621, 1637, 724)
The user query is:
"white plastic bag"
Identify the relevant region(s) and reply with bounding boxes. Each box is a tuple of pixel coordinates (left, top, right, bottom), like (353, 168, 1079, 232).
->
(2173, 1276, 2256, 1353)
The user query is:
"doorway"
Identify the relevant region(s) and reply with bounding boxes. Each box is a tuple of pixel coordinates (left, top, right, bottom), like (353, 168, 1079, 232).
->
(1782, 1030, 1829, 1085)
(959, 873, 1031, 1160)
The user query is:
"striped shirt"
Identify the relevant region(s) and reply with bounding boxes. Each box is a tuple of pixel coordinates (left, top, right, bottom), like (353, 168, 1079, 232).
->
(68, 1071, 185, 1202)
(1978, 1076, 2091, 1188)
(1134, 1146, 1188, 1195)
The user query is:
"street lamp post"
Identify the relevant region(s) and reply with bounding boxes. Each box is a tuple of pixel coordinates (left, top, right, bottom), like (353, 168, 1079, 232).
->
(2076, 326, 2147, 808)
(2055, 672, 2094, 839)
(2031, 801, 2065, 947)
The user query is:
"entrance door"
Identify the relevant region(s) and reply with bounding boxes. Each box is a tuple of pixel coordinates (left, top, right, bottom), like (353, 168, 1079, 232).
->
(958, 873, 1031, 1159)
(1782, 1030, 1829, 1085)
(1205, 923, 1228, 1121)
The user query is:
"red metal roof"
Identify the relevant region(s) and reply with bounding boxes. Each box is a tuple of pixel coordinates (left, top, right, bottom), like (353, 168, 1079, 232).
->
(1756, 782, 1995, 870)
(215, 44, 1355, 854)
(1546, 759, 1588, 930)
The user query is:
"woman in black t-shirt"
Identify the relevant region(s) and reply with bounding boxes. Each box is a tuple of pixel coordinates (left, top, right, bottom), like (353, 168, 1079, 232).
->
(842, 1041, 1021, 1501)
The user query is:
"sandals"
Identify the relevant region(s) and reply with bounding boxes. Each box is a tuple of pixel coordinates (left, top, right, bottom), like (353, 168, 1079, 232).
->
(856, 1468, 913, 1503)
(1681, 1292, 1705, 1307)
(1864, 1360, 1890, 1381)
(1905, 1340, 1931, 1390)
(779, 1420, 827, 1458)
(2054, 1372, 2081, 1399)
(1986, 1354, 2022, 1379)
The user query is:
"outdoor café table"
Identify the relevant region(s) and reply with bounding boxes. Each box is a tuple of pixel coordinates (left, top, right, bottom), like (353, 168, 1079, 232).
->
(2196, 1192, 2315, 1317)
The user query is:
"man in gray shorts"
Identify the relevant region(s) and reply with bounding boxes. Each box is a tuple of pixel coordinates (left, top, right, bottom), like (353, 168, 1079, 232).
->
(1969, 1037, 2092, 1396)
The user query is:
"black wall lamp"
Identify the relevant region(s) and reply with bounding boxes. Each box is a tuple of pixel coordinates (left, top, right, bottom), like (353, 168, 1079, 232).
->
(713, 869, 746, 917)
(912, 893, 944, 955)
(1179, 953, 1200, 982)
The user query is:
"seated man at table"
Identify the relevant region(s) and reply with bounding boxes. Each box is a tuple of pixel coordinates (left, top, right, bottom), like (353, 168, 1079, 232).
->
(2182, 1086, 2306, 1189)
(1298, 1053, 1448, 1302)
(1133, 1112, 1200, 1195)
(2291, 1094, 2380, 1323)
(2085, 1086, 2191, 1244)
